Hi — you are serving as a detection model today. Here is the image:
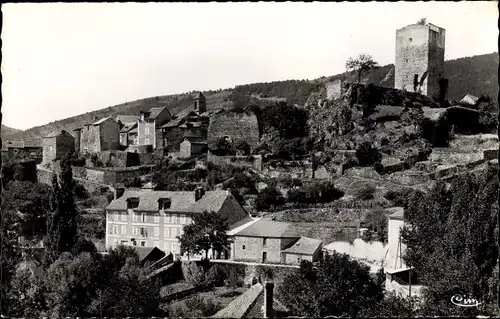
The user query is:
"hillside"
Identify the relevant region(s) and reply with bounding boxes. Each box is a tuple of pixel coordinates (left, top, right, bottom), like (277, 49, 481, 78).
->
(4, 52, 497, 143)
(1, 125, 21, 138)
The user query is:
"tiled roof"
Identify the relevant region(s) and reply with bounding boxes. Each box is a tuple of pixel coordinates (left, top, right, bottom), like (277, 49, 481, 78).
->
(106, 189, 232, 213)
(233, 219, 300, 238)
(115, 115, 140, 125)
(93, 117, 113, 125)
(386, 207, 404, 220)
(148, 107, 170, 120)
(188, 190, 230, 213)
(183, 136, 207, 144)
(133, 246, 165, 262)
(227, 217, 260, 235)
(162, 109, 198, 128)
(281, 237, 322, 255)
(106, 190, 196, 212)
(5, 140, 25, 148)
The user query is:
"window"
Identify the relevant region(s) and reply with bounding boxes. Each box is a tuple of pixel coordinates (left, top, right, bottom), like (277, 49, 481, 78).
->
(165, 214, 171, 224)
(263, 238, 267, 247)
(121, 226, 127, 235)
(154, 227, 159, 237)
(242, 245, 246, 250)
(145, 138, 150, 145)
(142, 214, 146, 223)
(121, 212, 127, 222)
(164, 242, 170, 251)
(133, 227, 139, 236)
(164, 228, 170, 238)
(140, 227, 147, 237)
(127, 198, 139, 209)
(141, 241, 146, 247)
(154, 214, 160, 223)
(409, 37, 412, 42)
(108, 225, 113, 234)
(145, 127, 150, 135)
(172, 214, 177, 224)
(113, 225, 118, 235)
(49, 146, 53, 152)
(112, 213, 118, 222)
(158, 199, 171, 210)
(171, 227, 178, 238)
(185, 216, 191, 224)
(180, 214, 186, 224)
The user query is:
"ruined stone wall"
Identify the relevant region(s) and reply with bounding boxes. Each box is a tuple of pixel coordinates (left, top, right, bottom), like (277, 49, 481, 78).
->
(395, 23, 445, 100)
(326, 79, 343, 100)
(72, 130, 81, 153)
(208, 152, 263, 171)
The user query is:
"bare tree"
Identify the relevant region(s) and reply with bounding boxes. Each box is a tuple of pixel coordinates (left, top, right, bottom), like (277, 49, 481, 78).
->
(345, 54, 379, 84)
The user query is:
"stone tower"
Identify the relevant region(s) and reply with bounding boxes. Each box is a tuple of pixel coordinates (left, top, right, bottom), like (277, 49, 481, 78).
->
(395, 22, 446, 100)
(193, 92, 207, 114)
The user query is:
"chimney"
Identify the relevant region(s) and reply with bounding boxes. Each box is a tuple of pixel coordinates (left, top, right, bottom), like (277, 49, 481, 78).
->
(195, 186, 205, 201)
(263, 281, 274, 318)
(93, 116, 99, 121)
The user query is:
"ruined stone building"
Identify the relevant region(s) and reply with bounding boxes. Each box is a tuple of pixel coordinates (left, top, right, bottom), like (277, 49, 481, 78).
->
(42, 130, 75, 163)
(395, 22, 447, 101)
(137, 107, 172, 151)
(79, 117, 120, 153)
(161, 92, 210, 152)
(207, 110, 260, 152)
(2, 140, 42, 163)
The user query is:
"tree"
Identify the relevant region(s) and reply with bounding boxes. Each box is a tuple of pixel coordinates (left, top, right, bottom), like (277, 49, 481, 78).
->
(417, 17, 427, 25)
(44, 157, 80, 266)
(177, 210, 229, 259)
(254, 186, 285, 211)
(7, 267, 47, 318)
(345, 53, 379, 84)
(279, 255, 383, 317)
(261, 102, 309, 139)
(234, 141, 251, 156)
(476, 95, 497, 131)
(400, 169, 498, 315)
(355, 142, 382, 166)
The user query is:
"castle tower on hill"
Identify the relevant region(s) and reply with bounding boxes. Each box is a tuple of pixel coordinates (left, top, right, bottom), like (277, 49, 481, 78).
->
(395, 21, 447, 101)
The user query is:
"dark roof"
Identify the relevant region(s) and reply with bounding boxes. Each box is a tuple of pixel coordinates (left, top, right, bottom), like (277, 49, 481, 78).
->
(234, 219, 300, 238)
(162, 109, 199, 128)
(147, 107, 170, 120)
(281, 237, 322, 255)
(188, 190, 231, 213)
(43, 130, 73, 138)
(183, 136, 207, 144)
(120, 122, 138, 133)
(133, 246, 165, 263)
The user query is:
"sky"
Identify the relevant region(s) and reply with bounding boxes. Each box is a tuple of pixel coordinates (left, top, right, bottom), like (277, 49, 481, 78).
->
(2, 2, 498, 130)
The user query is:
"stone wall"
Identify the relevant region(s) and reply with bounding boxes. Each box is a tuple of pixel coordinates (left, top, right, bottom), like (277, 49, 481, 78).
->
(99, 119, 120, 151)
(207, 111, 260, 151)
(137, 120, 156, 147)
(80, 125, 101, 153)
(164, 127, 185, 152)
(326, 79, 343, 100)
(233, 237, 283, 263)
(96, 151, 140, 168)
(208, 152, 263, 171)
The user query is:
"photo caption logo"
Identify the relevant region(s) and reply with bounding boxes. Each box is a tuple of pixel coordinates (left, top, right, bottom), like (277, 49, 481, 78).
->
(451, 295, 484, 307)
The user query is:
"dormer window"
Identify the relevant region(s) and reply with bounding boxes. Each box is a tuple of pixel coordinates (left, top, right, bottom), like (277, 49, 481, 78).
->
(158, 198, 172, 210)
(127, 197, 139, 209)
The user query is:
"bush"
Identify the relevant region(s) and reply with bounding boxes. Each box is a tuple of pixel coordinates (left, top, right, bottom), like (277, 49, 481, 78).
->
(419, 116, 452, 147)
(234, 141, 251, 156)
(384, 188, 417, 208)
(255, 187, 285, 211)
(355, 185, 376, 200)
(288, 181, 344, 204)
(205, 264, 228, 288)
(355, 142, 382, 166)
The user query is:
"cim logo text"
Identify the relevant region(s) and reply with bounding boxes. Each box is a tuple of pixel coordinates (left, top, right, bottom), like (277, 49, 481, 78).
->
(451, 295, 484, 307)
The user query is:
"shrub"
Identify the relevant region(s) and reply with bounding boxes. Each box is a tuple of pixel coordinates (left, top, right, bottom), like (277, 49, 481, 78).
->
(205, 264, 228, 288)
(73, 181, 89, 199)
(355, 185, 376, 200)
(255, 187, 285, 211)
(287, 181, 344, 204)
(355, 142, 382, 166)
(418, 116, 452, 147)
(384, 188, 417, 208)
(234, 141, 251, 156)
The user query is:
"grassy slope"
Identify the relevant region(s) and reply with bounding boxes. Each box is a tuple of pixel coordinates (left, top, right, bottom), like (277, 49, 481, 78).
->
(5, 52, 496, 142)
(1, 125, 21, 138)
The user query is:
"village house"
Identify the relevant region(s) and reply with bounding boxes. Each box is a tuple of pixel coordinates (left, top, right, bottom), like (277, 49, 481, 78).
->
(384, 207, 423, 298)
(42, 130, 75, 164)
(2, 139, 43, 163)
(161, 92, 210, 152)
(115, 115, 140, 147)
(79, 117, 120, 153)
(179, 136, 208, 159)
(207, 110, 260, 152)
(137, 107, 172, 152)
(230, 219, 323, 265)
(105, 188, 249, 257)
